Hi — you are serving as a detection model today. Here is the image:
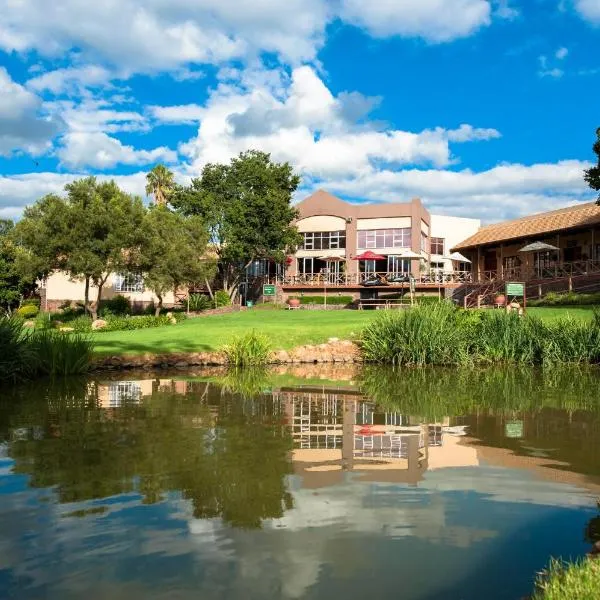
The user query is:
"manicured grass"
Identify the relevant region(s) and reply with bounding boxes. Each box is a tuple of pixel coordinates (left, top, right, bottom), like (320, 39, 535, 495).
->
(533, 558, 600, 600)
(92, 309, 376, 356)
(527, 306, 597, 322)
(91, 305, 600, 357)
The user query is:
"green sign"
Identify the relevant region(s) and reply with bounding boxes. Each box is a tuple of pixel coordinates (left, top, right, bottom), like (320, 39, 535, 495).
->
(505, 420, 524, 439)
(262, 284, 276, 296)
(506, 282, 525, 297)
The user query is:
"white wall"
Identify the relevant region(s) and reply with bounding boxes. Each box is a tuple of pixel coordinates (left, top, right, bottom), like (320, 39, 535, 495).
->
(430, 215, 481, 272)
(356, 217, 411, 230)
(297, 215, 347, 232)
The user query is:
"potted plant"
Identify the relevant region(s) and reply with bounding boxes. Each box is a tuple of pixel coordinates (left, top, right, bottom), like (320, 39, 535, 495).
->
(287, 297, 301, 308)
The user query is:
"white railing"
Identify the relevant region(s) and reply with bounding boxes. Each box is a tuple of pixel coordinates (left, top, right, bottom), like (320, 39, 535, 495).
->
(278, 271, 473, 287)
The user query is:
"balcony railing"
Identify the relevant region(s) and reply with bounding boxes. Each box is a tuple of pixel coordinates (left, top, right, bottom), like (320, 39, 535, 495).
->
(478, 260, 600, 283)
(278, 271, 473, 287)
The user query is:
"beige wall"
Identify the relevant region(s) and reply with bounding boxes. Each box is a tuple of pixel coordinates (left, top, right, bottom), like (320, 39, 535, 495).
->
(297, 215, 347, 232)
(356, 217, 411, 230)
(44, 271, 177, 305)
(430, 214, 481, 272)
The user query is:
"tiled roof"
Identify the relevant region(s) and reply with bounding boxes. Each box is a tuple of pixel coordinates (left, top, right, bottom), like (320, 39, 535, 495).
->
(453, 201, 600, 250)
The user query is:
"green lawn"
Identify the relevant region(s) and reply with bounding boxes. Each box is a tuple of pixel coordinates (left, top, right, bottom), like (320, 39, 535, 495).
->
(92, 309, 376, 356)
(527, 306, 597, 322)
(91, 305, 599, 357)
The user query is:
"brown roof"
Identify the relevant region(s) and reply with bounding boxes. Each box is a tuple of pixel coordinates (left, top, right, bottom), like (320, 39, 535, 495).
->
(453, 201, 600, 251)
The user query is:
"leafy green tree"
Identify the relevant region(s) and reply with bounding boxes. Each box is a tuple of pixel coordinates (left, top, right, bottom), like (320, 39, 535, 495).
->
(585, 127, 600, 203)
(15, 178, 146, 319)
(145, 164, 176, 207)
(0, 220, 27, 312)
(172, 150, 301, 301)
(139, 206, 214, 315)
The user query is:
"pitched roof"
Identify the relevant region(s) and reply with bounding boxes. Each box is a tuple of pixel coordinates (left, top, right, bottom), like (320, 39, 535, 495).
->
(453, 201, 600, 251)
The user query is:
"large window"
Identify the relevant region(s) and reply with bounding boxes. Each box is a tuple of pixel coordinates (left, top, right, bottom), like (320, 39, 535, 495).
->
(357, 228, 411, 249)
(420, 232, 429, 253)
(430, 237, 445, 255)
(302, 231, 346, 250)
(114, 272, 144, 293)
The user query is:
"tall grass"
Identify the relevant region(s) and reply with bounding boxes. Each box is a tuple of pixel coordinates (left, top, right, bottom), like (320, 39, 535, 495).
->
(533, 558, 600, 600)
(0, 316, 94, 381)
(361, 304, 600, 366)
(222, 331, 272, 366)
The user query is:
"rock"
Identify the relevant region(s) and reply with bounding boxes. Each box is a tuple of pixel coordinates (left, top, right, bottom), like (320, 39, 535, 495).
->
(328, 337, 339, 343)
(91, 319, 107, 330)
(166, 312, 173, 318)
(175, 361, 189, 368)
(169, 317, 177, 324)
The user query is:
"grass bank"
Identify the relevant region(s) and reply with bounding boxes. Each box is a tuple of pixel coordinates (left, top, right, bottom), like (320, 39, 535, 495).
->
(533, 558, 600, 600)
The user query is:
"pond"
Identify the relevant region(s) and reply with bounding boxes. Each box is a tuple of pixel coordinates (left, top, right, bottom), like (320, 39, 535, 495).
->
(1, 366, 600, 600)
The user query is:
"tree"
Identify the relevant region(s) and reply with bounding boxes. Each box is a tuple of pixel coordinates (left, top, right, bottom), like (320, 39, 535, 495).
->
(15, 178, 146, 320)
(585, 127, 600, 203)
(139, 206, 214, 316)
(0, 220, 27, 312)
(145, 164, 176, 207)
(171, 150, 301, 301)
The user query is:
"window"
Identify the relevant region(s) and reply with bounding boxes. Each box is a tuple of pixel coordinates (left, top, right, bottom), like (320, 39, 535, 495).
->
(430, 237, 445, 255)
(420, 232, 429, 253)
(301, 231, 346, 250)
(503, 256, 521, 270)
(357, 228, 411, 249)
(246, 259, 269, 277)
(387, 255, 410, 275)
(114, 272, 144, 293)
(108, 381, 142, 407)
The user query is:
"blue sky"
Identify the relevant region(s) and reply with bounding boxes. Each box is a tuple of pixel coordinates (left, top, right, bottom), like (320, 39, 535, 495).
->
(0, 0, 599, 222)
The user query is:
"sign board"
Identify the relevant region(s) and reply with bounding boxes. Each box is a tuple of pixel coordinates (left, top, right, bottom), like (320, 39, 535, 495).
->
(262, 284, 276, 297)
(505, 420, 524, 439)
(506, 282, 525, 297)
(409, 276, 416, 294)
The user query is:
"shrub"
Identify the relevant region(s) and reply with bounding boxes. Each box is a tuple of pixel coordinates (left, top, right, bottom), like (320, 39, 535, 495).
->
(0, 317, 36, 381)
(30, 330, 94, 376)
(289, 295, 353, 306)
(93, 313, 183, 332)
(222, 331, 272, 366)
(100, 294, 131, 316)
(188, 293, 212, 311)
(69, 315, 93, 332)
(361, 302, 470, 366)
(34, 312, 55, 330)
(215, 290, 231, 307)
(16, 304, 39, 319)
(21, 298, 41, 307)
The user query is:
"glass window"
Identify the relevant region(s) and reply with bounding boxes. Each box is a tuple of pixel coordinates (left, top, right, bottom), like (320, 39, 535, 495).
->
(430, 237, 444, 255)
(301, 231, 346, 250)
(420, 232, 429, 253)
(357, 228, 412, 249)
(114, 272, 144, 293)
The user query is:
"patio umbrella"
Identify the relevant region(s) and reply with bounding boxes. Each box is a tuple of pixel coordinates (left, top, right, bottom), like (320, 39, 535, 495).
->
(352, 251, 386, 261)
(446, 251, 471, 263)
(518, 242, 559, 253)
(398, 249, 423, 259)
(318, 256, 345, 261)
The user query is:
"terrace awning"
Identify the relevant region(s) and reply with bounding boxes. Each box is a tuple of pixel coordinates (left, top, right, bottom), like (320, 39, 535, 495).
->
(447, 251, 471, 263)
(398, 249, 422, 260)
(352, 251, 386, 261)
(318, 256, 345, 262)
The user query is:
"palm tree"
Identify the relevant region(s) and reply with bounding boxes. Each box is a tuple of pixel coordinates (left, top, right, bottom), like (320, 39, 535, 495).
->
(145, 164, 175, 207)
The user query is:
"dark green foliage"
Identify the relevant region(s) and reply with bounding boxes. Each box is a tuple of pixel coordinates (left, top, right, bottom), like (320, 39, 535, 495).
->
(187, 293, 212, 311)
(528, 291, 600, 306)
(361, 304, 600, 365)
(20, 298, 41, 307)
(0, 219, 31, 312)
(0, 317, 93, 380)
(100, 294, 131, 316)
(289, 295, 353, 305)
(584, 126, 600, 202)
(96, 313, 185, 332)
(172, 150, 301, 302)
(215, 290, 231, 307)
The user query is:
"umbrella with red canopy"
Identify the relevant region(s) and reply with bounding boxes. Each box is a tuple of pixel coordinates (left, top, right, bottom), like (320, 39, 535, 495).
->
(352, 251, 386, 261)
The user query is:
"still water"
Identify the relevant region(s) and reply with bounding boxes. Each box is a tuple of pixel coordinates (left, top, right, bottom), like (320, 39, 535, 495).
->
(1, 366, 600, 600)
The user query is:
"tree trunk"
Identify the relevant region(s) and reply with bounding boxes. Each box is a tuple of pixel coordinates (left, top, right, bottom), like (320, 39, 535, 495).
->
(205, 278, 214, 300)
(91, 277, 107, 321)
(84, 276, 90, 316)
(155, 294, 163, 317)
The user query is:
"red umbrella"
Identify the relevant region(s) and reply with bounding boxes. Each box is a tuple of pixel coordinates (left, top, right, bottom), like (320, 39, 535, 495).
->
(352, 250, 386, 261)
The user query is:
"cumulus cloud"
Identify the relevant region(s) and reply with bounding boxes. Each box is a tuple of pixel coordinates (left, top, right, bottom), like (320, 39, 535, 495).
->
(26, 65, 112, 95)
(574, 0, 600, 24)
(338, 0, 492, 42)
(149, 104, 205, 124)
(57, 132, 177, 169)
(0, 67, 64, 156)
(175, 65, 499, 178)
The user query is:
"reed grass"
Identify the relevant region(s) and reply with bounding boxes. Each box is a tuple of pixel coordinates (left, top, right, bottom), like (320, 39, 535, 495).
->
(361, 304, 600, 366)
(533, 558, 600, 600)
(221, 331, 273, 366)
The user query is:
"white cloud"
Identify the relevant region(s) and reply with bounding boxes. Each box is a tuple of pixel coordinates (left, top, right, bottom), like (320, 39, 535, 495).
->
(574, 0, 600, 24)
(26, 65, 112, 95)
(339, 0, 492, 42)
(177, 65, 499, 178)
(555, 47, 569, 60)
(0, 67, 63, 156)
(149, 104, 205, 124)
(492, 0, 520, 20)
(57, 132, 177, 169)
(538, 55, 564, 79)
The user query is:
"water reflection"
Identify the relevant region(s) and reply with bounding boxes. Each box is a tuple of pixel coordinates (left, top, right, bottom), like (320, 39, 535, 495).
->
(1, 367, 599, 600)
